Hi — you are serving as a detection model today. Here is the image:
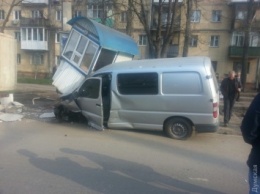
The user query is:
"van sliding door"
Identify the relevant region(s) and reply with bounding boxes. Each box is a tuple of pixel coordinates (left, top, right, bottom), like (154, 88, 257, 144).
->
(77, 77, 103, 130)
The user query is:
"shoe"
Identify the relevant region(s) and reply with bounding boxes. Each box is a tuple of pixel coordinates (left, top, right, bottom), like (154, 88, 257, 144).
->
(224, 123, 228, 127)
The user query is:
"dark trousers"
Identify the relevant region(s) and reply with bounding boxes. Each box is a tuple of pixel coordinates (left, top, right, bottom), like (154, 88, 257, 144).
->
(223, 97, 236, 124)
(236, 91, 240, 101)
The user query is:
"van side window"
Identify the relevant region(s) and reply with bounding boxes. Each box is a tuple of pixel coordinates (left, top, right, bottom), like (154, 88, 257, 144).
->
(117, 73, 158, 95)
(78, 79, 100, 98)
(162, 72, 202, 94)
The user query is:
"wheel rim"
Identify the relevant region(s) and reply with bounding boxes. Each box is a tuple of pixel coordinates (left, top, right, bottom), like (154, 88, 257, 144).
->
(171, 123, 187, 138)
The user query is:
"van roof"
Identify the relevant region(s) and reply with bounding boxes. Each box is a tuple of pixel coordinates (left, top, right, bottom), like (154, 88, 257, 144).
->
(94, 56, 211, 74)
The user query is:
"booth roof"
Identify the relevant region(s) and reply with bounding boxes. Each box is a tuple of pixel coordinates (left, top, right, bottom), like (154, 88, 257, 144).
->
(67, 17, 139, 56)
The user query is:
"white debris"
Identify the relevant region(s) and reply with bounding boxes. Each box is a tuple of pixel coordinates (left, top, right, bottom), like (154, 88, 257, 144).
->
(0, 94, 14, 105)
(39, 112, 55, 118)
(32, 97, 40, 105)
(0, 104, 4, 111)
(0, 113, 23, 122)
(189, 177, 209, 182)
(12, 101, 24, 107)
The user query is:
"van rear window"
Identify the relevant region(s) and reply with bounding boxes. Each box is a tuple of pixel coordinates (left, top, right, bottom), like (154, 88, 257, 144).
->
(117, 73, 158, 95)
(162, 72, 202, 94)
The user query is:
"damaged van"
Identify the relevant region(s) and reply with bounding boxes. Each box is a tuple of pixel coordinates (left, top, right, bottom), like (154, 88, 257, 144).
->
(55, 56, 219, 140)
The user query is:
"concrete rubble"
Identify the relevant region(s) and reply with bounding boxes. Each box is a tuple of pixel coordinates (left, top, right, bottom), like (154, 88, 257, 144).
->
(39, 112, 55, 119)
(0, 94, 24, 122)
(0, 92, 56, 122)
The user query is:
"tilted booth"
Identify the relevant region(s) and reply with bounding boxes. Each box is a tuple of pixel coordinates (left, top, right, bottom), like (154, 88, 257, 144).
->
(53, 17, 139, 95)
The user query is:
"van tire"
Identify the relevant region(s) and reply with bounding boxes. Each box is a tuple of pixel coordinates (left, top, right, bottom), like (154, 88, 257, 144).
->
(164, 118, 192, 140)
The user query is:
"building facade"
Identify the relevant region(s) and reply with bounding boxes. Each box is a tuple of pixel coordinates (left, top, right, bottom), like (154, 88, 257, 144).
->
(0, 0, 259, 84)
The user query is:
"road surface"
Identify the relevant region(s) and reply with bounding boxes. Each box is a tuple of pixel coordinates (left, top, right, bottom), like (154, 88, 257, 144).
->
(0, 118, 251, 194)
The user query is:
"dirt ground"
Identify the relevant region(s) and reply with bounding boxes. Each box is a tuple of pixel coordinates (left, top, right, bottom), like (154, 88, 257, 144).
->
(1, 83, 257, 136)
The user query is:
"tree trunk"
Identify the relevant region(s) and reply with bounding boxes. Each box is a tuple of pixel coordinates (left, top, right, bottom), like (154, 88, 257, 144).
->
(182, 0, 192, 57)
(126, 0, 134, 36)
(155, 0, 163, 58)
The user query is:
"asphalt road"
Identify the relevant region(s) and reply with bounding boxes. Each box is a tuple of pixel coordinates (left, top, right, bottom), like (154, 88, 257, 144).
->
(0, 118, 251, 194)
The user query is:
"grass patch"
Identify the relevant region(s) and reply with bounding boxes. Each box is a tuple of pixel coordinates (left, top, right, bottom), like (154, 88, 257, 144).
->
(18, 77, 52, 85)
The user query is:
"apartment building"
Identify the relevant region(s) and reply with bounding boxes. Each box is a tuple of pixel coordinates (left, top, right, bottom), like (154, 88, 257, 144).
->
(178, 0, 260, 83)
(0, 0, 259, 84)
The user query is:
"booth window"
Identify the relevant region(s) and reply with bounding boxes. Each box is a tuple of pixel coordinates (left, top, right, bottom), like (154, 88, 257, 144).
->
(80, 41, 98, 72)
(63, 29, 98, 70)
(63, 30, 80, 60)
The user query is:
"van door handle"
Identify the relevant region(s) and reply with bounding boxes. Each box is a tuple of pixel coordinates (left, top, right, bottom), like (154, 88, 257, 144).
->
(96, 104, 101, 107)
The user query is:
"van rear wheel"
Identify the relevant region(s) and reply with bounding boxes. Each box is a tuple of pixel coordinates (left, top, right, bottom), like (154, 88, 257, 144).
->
(165, 118, 192, 140)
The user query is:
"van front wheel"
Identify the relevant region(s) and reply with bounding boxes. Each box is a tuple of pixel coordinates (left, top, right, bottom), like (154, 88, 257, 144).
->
(165, 118, 192, 140)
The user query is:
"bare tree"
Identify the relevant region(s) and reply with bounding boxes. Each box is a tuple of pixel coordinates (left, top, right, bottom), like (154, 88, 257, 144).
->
(129, 0, 181, 58)
(0, 0, 23, 33)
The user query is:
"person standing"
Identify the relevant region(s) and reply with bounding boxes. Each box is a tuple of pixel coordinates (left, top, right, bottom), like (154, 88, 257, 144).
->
(220, 71, 240, 127)
(241, 93, 260, 194)
(235, 71, 242, 101)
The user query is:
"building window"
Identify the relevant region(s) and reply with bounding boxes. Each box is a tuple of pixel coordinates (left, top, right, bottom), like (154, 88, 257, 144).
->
(121, 12, 127, 23)
(210, 35, 219, 47)
(189, 35, 198, 47)
(74, 10, 82, 17)
(211, 61, 217, 72)
(32, 10, 43, 18)
(0, 10, 5, 20)
(87, 4, 113, 19)
(14, 10, 21, 20)
(55, 33, 60, 43)
(139, 35, 147, 46)
(231, 32, 244, 46)
(52, 0, 60, 5)
(191, 10, 201, 23)
(250, 32, 260, 47)
(15, 32, 21, 41)
(17, 54, 21, 64)
(31, 54, 44, 65)
(56, 10, 62, 21)
(212, 10, 221, 22)
(236, 11, 247, 20)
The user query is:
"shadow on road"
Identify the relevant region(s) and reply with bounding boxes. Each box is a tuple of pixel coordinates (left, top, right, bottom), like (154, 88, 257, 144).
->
(18, 148, 225, 194)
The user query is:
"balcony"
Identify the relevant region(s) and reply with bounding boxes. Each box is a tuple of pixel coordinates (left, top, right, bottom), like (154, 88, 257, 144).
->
(22, 0, 48, 5)
(21, 41, 48, 51)
(20, 17, 50, 27)
(228, 46, 260, 58)
(21, 28, 48, 51)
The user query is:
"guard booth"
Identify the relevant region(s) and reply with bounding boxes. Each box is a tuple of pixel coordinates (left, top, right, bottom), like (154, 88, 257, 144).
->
(52, 17, 139, 95)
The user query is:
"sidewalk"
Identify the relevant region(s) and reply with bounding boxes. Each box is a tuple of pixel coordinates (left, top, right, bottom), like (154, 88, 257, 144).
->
(15, 83, 57, 92)
(218, 91, 257, 135)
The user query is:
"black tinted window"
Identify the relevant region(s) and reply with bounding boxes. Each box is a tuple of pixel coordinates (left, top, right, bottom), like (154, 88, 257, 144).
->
(79, 79, 100, 99)
(117, 73, 158, 95)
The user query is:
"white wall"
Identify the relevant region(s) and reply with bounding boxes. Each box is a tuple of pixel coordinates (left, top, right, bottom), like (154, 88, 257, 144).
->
(0, 33, 17, 91)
